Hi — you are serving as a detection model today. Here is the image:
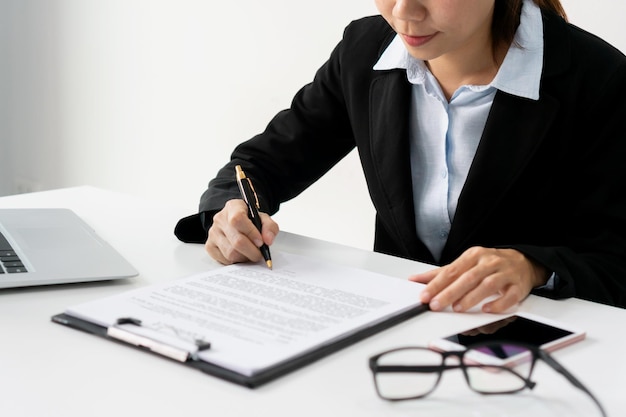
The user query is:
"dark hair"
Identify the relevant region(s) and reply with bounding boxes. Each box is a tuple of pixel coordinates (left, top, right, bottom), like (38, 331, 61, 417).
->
(492, 0, 568, 49)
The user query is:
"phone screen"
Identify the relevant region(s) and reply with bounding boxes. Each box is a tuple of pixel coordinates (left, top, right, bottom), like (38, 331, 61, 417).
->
(444, 315, 574, 359)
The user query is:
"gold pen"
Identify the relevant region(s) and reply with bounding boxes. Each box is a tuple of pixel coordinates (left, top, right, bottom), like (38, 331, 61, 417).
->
(235, 165, 273, 269)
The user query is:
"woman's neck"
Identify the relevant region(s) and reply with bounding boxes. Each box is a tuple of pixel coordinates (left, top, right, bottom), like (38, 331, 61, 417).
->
(427, 40, 508, 101)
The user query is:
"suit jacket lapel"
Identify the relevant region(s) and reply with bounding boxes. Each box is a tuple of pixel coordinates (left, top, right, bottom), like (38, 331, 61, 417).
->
(369, 70, 433, 260)
(366, 13, 570, 264)
(368, 70, 561, 263)
(367, 71, 562, 263)
(441, 91, 560, 260)
(441, 13, 570, 262)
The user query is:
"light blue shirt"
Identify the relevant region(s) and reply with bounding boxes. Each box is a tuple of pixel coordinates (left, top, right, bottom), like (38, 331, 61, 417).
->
(373, 0, 544, 262)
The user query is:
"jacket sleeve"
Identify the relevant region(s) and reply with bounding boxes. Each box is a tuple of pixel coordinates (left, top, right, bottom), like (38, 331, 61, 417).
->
(514, 59, 626, 308)
(173, 18, 387, 243)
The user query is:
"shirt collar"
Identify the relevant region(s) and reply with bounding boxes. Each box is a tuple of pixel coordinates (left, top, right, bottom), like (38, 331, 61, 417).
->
(373, 0, 544, 100)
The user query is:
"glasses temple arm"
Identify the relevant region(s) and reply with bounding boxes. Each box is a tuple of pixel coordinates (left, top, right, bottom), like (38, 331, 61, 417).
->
(539, 351, 607, 417)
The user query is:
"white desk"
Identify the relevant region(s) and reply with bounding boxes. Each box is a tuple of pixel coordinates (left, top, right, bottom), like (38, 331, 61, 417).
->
(1, 187, 624, 417)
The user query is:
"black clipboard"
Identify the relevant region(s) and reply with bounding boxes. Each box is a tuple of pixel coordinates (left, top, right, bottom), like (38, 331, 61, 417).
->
(51, 303, 428, 388)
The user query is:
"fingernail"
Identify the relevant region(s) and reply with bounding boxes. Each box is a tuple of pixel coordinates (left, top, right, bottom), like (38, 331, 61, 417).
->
(420, 291, 431, 302)
(254, 238, 263, 247)
(429, 299, 441, 311)
(453, 303, 463, 312)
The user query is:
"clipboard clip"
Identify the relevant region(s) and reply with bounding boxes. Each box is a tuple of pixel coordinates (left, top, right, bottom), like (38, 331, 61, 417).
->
(107, 317, 211, 362)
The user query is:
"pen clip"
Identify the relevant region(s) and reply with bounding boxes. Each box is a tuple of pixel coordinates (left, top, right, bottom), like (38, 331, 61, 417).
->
(234, 165, 273, 269)
(246, 179, 260, 210)
(235, 165, 260, 210)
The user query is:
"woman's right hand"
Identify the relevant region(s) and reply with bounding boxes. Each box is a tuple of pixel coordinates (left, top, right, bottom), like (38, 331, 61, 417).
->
(204, 199, 279, 265)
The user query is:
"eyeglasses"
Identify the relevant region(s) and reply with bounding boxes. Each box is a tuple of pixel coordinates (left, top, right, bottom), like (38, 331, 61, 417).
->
(369, 341, 606, 417)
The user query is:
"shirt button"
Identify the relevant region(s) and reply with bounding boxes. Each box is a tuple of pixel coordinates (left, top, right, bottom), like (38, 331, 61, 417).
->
(441, 170, 448, 179)
(440, 230, 449, 239)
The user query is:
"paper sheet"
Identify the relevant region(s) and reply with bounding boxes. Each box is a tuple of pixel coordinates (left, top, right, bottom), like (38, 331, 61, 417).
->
(65, 251, 425, 376)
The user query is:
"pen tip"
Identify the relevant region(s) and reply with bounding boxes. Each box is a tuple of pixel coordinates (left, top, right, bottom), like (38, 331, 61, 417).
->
(266, 260, 273, 270)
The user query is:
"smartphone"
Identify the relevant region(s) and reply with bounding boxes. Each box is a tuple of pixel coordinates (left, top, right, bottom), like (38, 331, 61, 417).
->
(429, 312, 586, 367)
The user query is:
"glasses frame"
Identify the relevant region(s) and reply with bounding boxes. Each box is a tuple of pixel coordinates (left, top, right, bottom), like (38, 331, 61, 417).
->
(369, 340, 606, 417)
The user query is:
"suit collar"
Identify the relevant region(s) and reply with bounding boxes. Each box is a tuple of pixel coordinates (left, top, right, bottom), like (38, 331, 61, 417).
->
(541, 12, 571, 78)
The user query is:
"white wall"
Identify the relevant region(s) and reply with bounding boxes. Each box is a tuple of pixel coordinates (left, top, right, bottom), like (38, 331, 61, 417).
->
(1, 0, 625, 250)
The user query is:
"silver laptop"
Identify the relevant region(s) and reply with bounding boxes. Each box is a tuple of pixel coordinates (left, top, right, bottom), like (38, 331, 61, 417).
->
(0, 208, 138, 289)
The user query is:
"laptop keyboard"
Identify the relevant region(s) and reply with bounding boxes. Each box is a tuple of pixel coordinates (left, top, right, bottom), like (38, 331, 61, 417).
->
(0, 231, 28, 274)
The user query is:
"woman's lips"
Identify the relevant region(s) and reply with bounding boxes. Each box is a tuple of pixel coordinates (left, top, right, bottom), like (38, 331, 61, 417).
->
(402, 33, 437, 47)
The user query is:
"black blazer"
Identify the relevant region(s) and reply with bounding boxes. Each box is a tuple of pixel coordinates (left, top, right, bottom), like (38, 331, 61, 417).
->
(176, 14, 626, 308)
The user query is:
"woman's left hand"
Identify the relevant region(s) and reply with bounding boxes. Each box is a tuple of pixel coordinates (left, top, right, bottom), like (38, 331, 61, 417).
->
(409, 247, 549, 313)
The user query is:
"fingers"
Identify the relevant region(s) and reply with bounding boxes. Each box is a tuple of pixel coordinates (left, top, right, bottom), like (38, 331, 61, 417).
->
(205, 199, 279, 265)
(413, 247, 544, 314)
(259, 212, 279, 246)
(482, 284, 525, 313)
(409, 268, 439, 284)
(205, 225, 251, 265)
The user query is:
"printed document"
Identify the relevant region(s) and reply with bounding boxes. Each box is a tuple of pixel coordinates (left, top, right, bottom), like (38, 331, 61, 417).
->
(65, 251, 425, 376)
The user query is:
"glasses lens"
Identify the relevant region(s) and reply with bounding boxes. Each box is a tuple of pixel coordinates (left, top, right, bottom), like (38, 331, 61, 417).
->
(373, 347, 442, 400)
(464, 343, 534, 393)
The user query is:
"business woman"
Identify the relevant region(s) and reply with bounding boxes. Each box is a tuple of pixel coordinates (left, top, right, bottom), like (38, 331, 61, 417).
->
(175, 0, 626, 312)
